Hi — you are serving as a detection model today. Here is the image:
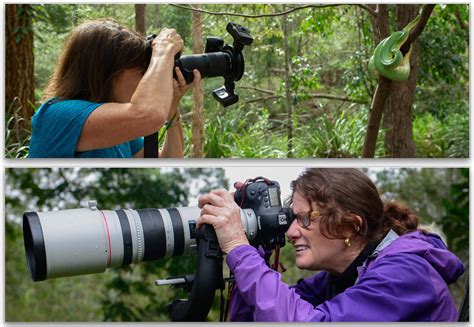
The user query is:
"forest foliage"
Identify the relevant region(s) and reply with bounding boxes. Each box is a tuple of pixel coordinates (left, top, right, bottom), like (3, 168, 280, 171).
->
(5, 4, 469, 158)
(5, 168, 469, 321)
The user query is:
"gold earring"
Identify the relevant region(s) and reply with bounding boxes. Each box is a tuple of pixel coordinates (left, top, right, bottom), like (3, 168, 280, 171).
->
(344, 238, 351, 248)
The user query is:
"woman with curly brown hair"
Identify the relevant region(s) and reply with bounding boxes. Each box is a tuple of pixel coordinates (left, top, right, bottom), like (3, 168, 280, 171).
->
(197, 168, 464, 321)
(29, 20, 200, 158)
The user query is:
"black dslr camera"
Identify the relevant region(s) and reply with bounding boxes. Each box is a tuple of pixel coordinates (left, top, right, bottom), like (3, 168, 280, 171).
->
(234, 177, 294, 250)
(146, 22, 253, 107)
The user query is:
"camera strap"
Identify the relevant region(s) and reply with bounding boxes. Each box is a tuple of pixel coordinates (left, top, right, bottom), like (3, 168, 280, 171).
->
(223, 277, 235, 321)
(271, 245, 287, 272)
(144, 114, 179, 158)
(144, 133, 159, 158)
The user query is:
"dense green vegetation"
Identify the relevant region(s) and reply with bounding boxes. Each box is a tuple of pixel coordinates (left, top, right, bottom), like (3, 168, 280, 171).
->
(5, 4, 469, 158)
(5, 168, 468, 321)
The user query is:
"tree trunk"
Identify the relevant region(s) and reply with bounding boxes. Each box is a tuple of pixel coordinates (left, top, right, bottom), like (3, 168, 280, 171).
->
(382, 4, 420, 157)
(151, 5, 160, 31)
(281, 14, 293, 158)
(6, 4, 35, 133)
(191, 5, 205, 158)
(362, 4, 390, 158)
(362, 76, 392, 157)
(134, 4, 146, 35)
(363, 4, 434, 158)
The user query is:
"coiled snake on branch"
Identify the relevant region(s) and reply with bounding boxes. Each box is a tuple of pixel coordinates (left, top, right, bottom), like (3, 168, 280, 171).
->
(369, 15, 420, 82)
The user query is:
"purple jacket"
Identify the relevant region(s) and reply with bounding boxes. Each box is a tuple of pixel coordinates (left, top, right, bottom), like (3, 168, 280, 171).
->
(227, 230, 464, 322)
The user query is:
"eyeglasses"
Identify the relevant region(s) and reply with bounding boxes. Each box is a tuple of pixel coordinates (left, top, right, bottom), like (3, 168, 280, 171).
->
(294, 210, 321, 228)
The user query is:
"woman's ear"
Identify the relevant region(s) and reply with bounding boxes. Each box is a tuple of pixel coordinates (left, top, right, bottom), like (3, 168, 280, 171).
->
(344, 213, 363, 237)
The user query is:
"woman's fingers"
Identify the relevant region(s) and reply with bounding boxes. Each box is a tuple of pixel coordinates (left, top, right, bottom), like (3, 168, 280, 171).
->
(175, 67, 186, 87)
(154, 28, 183, 55)
(173, 68, 201, 101)
(197, 213, 223, 229)
(211, 188, 235, 202)
(197, 188, 250, 253)
(192, 69, 201, 85)
(197, 189, 238, 228)
(198, 190, 228, 208)
(200, 203, 225, 216)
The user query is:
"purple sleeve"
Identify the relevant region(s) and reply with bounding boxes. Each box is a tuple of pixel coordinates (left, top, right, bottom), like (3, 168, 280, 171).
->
(312, 254, 445, 321)
(228, 246, 271, 321)
(227, 245, 319, 322)
(229, 267, 327, 321)
(290, 273, 328, 306)
(228, 284, 253, 321)
(227, 246, 443, 322)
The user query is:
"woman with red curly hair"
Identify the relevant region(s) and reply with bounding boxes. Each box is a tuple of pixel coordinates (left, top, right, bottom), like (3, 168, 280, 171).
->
(198, 168, 464, 322)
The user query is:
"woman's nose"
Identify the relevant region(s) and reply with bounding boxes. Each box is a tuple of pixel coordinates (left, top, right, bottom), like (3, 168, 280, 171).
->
(286, 218, 301, 243)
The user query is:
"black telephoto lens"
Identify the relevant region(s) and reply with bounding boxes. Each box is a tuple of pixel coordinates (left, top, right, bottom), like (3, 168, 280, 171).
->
(175, 52, 232, 84)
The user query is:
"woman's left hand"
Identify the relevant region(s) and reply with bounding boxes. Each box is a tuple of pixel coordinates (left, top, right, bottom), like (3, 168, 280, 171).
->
(171, 68, 201, 104)
(198, 189, 249, 254)
(167, 68, 201, 122)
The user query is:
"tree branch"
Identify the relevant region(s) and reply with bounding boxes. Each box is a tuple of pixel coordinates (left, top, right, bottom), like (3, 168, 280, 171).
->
(245, 95, 279, 104)
(377, 4, 390, 39)
(400, 4, 436, 54)
(356, 4, 378, 18)
(362, 76, 392, 157)
(239, 85, 276, 95)
(305, 93, 367, 104)
(245, 92, 367, 105)
(454, 8, 468, 30)
(170, 4, 348, 19)
(171, 3, 379, 20)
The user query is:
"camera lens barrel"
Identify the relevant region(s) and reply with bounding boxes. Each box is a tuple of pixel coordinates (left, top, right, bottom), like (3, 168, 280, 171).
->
(175, 52, 232, 84)
(23, 206, 257, 281)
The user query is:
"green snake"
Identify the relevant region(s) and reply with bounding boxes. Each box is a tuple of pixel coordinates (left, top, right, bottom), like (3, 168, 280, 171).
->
(368, 15, 420, 82)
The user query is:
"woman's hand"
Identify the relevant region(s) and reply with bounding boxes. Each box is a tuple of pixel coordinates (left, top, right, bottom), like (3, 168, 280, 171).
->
(198, 189, 249, 254)
(152, 28, 183, 58)
(169, 68, 201, 117)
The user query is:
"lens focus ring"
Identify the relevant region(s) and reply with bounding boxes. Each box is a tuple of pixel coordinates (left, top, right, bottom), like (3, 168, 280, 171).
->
(127, 209, 145, 263)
